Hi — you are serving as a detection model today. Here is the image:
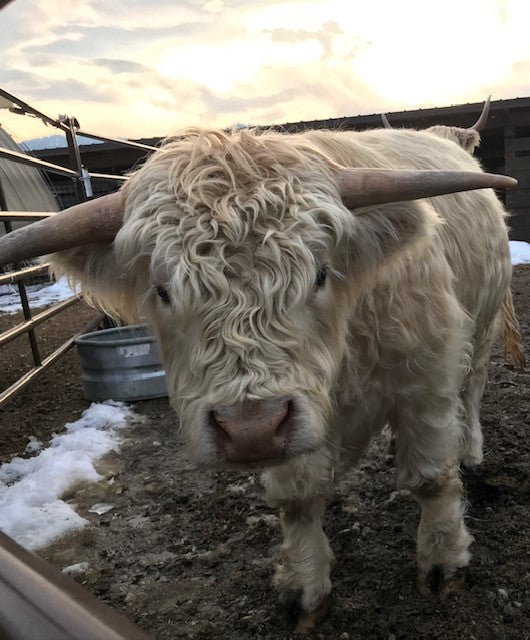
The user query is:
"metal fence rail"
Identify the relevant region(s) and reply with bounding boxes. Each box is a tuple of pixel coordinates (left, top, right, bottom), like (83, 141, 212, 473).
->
(0, 262, 49, 285)
(76, 128, 158, 152)
(0, 530, 151, 640)
(0, 146, 128, 182)
(0, 80, 155, 639)
(0, 295, 81, 347)
(0, 86, 155, 408)
(0, 86, 66, 131)
(0, 314, 104, 408)
(0, 145, 78, 176)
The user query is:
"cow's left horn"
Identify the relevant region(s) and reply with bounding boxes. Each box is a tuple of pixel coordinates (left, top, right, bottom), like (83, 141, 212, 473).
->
(469, 96, 491, 132)
(0, 191, 124, 266)
(335, 168, 517, 210)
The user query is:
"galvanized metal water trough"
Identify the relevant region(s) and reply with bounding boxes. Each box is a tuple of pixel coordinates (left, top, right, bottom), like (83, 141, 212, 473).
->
(75, 325, 168, 402)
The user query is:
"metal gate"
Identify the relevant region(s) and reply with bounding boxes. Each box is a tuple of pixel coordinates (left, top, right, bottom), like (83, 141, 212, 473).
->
(0, 87, 157, 408)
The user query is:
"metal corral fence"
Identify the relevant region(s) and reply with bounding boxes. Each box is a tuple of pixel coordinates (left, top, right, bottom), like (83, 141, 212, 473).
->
(0, 530, 151, 640)
(0, 86, 158, 409)
(0, 86, 157, 638)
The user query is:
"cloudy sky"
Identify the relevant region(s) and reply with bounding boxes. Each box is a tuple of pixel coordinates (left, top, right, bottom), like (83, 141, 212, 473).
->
(1, 0, 529, 142)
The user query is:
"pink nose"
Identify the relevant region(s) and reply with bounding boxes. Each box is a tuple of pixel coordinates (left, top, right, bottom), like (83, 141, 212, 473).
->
(209, 398, 293, 463)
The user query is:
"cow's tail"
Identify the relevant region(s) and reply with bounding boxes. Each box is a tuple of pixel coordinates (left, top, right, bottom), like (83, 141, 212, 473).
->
(500, 288, 525, 370)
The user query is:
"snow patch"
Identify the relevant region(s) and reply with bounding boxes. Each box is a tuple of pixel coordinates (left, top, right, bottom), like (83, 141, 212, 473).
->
(0, 401, 140, 550)
(510, 241, 530, 266)
(0, 277, 78, 314)
(88, 502, 114, 515)
(24, 436, 42, 454)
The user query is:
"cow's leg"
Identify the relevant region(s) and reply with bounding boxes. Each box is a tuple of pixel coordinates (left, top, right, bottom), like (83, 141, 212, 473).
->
(412, 469, 472, 598)
(460, 327, 495, 467)
(262, 449, 335, 626)
(394, 398, 473, 597)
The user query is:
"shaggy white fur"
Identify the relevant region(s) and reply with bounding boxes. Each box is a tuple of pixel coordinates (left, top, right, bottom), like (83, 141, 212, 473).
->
(50, 124, 523, 614)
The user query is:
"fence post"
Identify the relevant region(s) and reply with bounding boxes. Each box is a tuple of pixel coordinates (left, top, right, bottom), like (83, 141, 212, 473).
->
(0, 177, 41, 365)
(60, 115, 88, 203)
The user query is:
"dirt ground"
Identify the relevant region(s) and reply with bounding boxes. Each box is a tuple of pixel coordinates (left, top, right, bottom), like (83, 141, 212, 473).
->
(0, 267, 528, 640)
(0, 301, 97, 460)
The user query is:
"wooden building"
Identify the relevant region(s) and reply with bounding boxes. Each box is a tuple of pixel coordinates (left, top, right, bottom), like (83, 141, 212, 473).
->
(34, 97, 530, 240)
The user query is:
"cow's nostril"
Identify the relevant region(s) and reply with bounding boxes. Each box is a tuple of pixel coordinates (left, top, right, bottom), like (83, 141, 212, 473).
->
(275, 400, 294, 438)
(207, 398, 296, 463)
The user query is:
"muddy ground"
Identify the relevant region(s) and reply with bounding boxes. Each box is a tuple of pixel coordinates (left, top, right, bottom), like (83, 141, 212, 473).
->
(0, 267, 528, 640)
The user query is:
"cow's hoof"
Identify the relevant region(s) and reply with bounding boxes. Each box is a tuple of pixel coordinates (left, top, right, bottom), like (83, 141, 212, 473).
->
(293, 595, 331, 636)
(278, 589, 303, 624)
(417, 565, 467, 599)
(439, 567, 467, 599)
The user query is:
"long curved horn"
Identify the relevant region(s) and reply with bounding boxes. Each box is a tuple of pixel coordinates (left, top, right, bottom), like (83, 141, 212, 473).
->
(381, 113, 392, 129)
(335, 168, 517, 210)
(0, 191, 124, 266)
(469, 96, 491, 132)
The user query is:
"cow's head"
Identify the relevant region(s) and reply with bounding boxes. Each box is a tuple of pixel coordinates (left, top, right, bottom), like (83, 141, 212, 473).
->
(0, 127, 515, 468)
(381, 96, 490, 153)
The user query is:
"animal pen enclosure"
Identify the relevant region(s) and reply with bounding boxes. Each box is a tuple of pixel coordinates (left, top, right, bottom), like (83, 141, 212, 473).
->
(0, 86, 158, 409)
(0, 87, 156, 639)
(0, 88, 529, 640)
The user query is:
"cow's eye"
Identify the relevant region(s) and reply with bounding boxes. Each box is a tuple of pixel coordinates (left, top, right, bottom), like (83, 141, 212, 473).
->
(315, 266, 327, 288)
(157, 286, 171, 306)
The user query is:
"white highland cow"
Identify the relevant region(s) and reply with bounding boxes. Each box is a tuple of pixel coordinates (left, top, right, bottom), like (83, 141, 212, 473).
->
(0, 103, 523, 633)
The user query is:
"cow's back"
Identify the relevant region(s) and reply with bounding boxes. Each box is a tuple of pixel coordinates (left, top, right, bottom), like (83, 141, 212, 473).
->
(301, 128, 512, 323)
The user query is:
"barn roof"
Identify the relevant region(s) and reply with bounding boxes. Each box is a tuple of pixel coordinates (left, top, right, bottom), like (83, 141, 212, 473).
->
(275, 96, 530, 133)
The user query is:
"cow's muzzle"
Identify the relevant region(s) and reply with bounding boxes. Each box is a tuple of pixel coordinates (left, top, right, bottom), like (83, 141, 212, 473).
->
(208, 397, 295, 464)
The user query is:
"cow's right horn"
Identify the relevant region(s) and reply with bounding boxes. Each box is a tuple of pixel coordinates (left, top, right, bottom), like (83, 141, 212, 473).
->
(0, 191, 124, 267)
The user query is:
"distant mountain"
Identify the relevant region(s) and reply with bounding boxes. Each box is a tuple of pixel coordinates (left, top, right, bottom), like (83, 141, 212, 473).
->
(21, 134, 104, 151)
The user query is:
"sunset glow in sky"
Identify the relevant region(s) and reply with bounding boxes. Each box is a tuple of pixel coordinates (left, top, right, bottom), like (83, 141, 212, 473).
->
(1, 0, 529, 142)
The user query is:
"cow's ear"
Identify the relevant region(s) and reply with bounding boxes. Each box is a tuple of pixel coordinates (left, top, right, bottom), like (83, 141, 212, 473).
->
(426, 125, 480, 153)
(48, 243, 141, 323)
(343, 200, 439, 278)
(452, 128, 480, 153)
